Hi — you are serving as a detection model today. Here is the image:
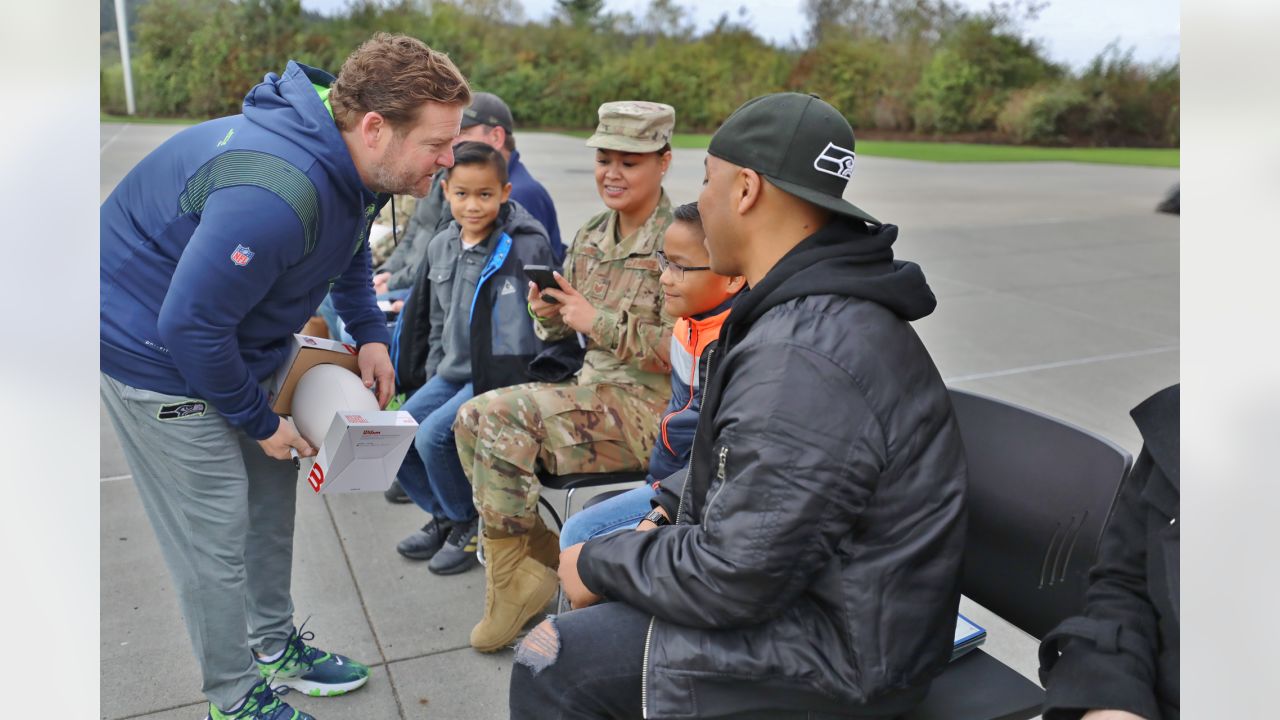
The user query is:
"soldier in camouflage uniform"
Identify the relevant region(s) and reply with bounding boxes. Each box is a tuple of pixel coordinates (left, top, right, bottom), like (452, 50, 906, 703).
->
(454, 101, 677, 652)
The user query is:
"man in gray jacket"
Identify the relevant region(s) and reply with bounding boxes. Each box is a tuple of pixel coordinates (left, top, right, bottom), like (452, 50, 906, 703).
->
(516, 93, 968, 719)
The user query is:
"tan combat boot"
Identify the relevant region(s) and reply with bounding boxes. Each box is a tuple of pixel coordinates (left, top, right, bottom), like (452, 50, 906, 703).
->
(527, 513, 561, 570)
(470, 532, 558, 653)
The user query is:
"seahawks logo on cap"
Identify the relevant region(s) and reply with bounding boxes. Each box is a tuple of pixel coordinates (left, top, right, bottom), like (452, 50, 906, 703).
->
(813, 142, 856, 180)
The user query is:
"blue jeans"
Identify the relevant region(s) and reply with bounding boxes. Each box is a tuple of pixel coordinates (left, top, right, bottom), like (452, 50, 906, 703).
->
(559, 483, 657, 550)
(316, 289, 408, 344)
(396, 374, 477, 523)
(315, 294, 352, 344)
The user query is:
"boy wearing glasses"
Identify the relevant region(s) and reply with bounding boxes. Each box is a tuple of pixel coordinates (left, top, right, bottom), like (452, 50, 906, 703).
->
(557, 202, 744, 550)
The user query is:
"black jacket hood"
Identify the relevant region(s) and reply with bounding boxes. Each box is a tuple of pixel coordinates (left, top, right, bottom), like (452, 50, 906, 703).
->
(731, 218, 936, 335)
(1131, 383, 1180, 491)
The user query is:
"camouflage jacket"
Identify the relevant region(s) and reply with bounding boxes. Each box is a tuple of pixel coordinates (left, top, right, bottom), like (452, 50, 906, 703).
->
(535, 191, 674, 396)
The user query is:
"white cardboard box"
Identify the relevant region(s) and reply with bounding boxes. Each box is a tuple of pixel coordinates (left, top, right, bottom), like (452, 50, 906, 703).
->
(269, 334, 360, 415)
(273, 339, 419, 495)
(300, 409, 418, 495)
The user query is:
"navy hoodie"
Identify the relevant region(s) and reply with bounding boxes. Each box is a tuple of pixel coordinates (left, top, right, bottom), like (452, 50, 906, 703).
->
(101, 61, 390, 440)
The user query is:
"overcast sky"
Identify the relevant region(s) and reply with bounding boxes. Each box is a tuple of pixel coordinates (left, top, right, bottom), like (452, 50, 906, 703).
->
(299, 0, 1180, 70)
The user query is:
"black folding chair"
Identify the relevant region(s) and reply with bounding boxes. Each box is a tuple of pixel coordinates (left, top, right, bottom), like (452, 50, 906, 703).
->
(478, 468, 646, 567)
(535, 470, 648, 531)
(904, 388, 1132, 720)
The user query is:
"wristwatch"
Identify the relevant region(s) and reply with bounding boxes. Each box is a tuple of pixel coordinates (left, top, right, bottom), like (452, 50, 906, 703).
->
(643, 508, 671, 527)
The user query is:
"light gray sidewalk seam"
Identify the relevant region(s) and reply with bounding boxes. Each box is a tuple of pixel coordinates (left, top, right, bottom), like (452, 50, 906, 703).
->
(110, 647, 487, 720)
(944, 345, 1178, 384)
(101, 123, 131, 154)
(322, 495, 409, 720)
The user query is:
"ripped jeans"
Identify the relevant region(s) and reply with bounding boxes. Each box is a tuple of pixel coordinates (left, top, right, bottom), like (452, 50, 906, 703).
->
(511, 602, 889, 719)
(510, 602, 648, 719)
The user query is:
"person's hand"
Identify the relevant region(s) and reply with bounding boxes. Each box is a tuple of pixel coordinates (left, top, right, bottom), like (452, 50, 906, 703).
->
(635, 506, 668, 532)
(1082, 711, 1149, 720)
(543, 271, 598, 335)
(257, 416, 315, 461)
(526, 281, 561, 320)
(373, 272, 391, 295)
(389, 299, 405, 313)
(558, 542, 604, 610)
(358, 342, 396, 408)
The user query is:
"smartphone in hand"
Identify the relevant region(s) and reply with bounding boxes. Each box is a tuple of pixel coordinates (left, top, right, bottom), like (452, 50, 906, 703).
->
(523, 265, 560, 304)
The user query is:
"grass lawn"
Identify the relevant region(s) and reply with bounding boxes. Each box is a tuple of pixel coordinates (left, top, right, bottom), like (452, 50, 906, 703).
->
(555, 130, 1178, 168)
(101, 113, 206, 126)
(100, 118, 1177, 168)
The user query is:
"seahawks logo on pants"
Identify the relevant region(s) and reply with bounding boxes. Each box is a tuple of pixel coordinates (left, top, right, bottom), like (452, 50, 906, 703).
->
(157, 401, 207, 420)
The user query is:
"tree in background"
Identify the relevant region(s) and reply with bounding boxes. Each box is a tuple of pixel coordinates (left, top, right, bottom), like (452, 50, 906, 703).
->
(911, 3, 1058, 134)
(557, 0, 605, 27)
(103, 0, 1179, 148)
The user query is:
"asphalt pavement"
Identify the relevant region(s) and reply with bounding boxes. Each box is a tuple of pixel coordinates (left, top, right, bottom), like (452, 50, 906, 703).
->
(100, 122, 1178, 719)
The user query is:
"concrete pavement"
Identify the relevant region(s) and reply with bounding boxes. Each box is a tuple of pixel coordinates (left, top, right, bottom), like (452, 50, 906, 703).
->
(100, 122, 1178, 719)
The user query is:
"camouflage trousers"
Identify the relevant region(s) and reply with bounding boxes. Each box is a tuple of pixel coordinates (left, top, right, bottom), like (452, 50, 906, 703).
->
(454, 380, 667, 535)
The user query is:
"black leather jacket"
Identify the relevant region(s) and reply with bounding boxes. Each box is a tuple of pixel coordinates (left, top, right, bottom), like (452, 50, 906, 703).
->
(579, 220, 968, 718)
(1039, 385, 1180, 720)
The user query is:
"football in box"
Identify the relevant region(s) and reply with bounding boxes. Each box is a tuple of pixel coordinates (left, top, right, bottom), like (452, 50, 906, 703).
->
(300, 410, 417, 495)
(270, 334, 419, 494)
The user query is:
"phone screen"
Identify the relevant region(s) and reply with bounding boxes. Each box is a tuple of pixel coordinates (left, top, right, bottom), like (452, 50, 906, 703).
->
(523, 265, 560, 304)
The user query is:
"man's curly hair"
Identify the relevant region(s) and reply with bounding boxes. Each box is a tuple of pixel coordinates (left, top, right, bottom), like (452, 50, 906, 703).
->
(329, 33, 471, 133)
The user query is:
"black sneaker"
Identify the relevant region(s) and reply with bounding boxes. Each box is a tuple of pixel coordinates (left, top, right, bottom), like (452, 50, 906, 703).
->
(396, 516, 452, 560)
(427, 518, 480, 575)
(384, 479, 412, 504)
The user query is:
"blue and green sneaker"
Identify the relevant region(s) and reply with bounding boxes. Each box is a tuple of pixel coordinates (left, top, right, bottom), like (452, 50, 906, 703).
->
(256, 625, 370, 697)
(207, 680, 313, 720)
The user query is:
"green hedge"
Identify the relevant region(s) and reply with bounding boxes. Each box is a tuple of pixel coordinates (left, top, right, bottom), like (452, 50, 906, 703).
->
(102, 0, 1178, 147)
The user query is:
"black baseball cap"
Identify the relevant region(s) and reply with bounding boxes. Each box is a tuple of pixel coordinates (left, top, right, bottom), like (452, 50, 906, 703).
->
(707, 92, 878, 225)
(461, 92, 514, 134)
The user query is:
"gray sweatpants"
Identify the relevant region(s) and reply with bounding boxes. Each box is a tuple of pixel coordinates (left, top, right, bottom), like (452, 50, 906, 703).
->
(101, 373, 297, 711)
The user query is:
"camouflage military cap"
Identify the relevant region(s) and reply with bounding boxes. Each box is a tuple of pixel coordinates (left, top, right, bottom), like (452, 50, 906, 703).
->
(586, 101, 675, 153)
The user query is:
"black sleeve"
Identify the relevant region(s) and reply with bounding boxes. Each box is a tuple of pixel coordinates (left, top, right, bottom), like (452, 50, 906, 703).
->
(1038, 449, 1163, 720)
(577, 340, 886, 629)
(650, 466, 685, 518)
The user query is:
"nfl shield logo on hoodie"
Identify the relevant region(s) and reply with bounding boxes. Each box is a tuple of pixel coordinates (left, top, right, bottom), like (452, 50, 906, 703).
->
(230, 244, 255, 266)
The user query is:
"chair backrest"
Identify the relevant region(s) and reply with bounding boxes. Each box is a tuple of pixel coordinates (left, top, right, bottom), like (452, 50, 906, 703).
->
(948, 388, 1132, 640)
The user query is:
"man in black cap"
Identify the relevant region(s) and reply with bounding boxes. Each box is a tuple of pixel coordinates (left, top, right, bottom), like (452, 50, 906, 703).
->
(510, 93, 968, 719)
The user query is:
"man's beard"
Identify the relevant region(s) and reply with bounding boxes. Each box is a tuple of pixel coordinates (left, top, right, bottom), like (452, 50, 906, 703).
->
(368, 135, 431, 197)
(369, 158, 428, 197)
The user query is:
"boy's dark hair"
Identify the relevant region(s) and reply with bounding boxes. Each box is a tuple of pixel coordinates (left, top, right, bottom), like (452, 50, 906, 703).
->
(451, 140, 509, 185)
(672, 202, 702, 230)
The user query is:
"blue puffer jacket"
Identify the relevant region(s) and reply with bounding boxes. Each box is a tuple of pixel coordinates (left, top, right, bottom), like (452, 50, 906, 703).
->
(100, 61, 390, 440)
(391, 201, 559, 397)
(646, 298, 734, 483)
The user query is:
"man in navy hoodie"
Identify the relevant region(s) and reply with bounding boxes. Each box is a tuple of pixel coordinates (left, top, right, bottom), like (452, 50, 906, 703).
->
(100, 34, 470, 720)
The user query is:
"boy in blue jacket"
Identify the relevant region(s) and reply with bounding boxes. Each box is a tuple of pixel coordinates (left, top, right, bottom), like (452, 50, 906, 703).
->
(389, 142, 558, 575)
(558, 202, 744, 549)
(100, 34, 470, 720)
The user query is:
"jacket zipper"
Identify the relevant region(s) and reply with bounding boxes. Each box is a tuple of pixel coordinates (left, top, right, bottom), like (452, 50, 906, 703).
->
(647, 345, 717, 718)
(704, 445, 731, 514)
(675, 345, 713, 526)
(641, 616, 655, 718)
(659, 322, 698, 454)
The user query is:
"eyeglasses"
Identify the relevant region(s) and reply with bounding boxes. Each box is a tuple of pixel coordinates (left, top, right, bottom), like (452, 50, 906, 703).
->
(656, 251, 711, 281)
